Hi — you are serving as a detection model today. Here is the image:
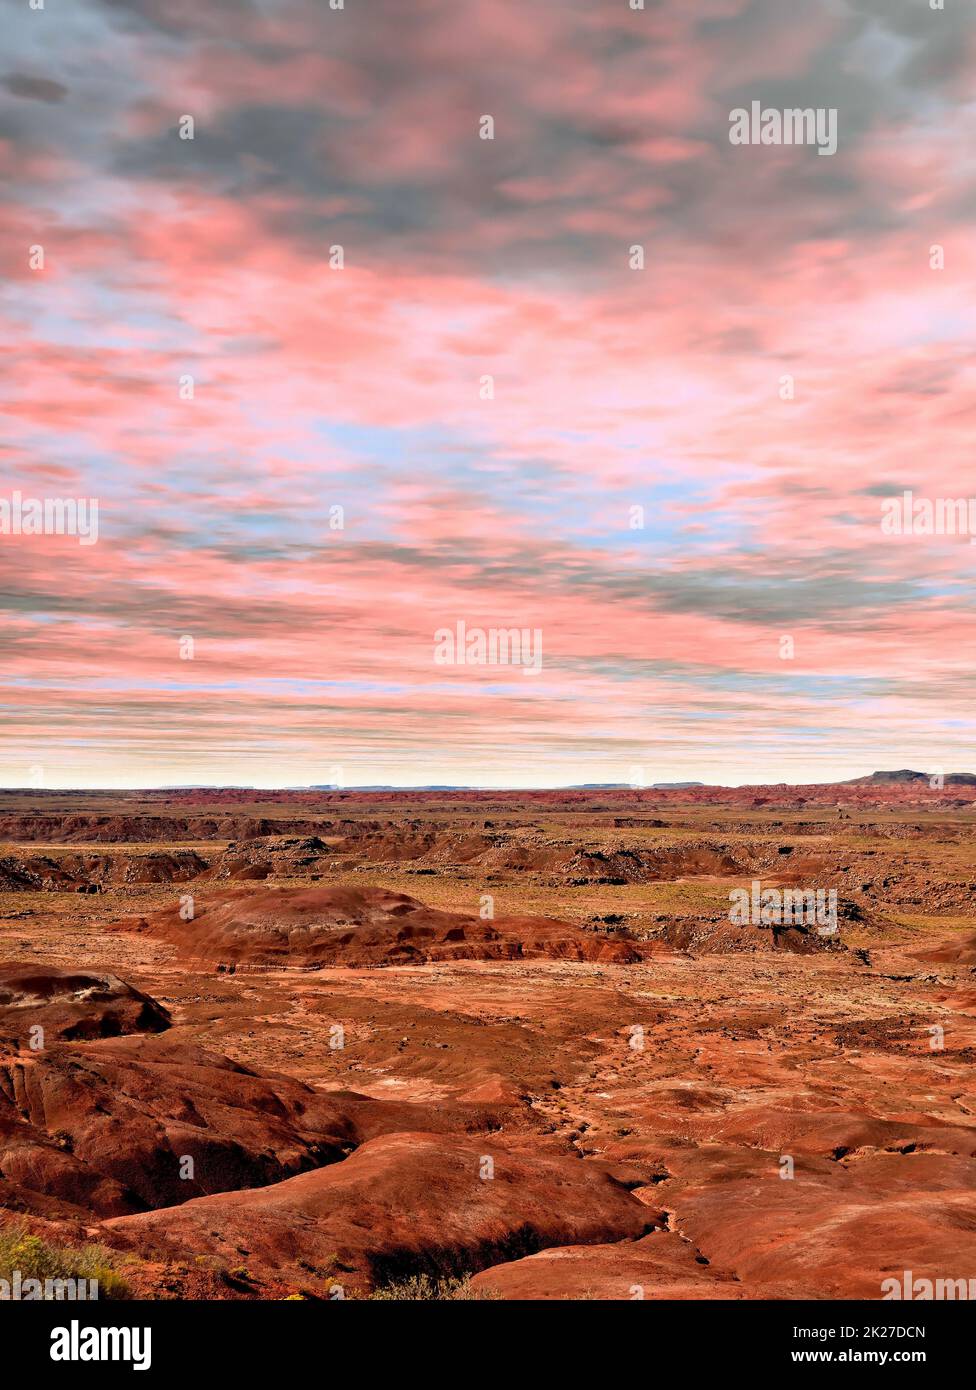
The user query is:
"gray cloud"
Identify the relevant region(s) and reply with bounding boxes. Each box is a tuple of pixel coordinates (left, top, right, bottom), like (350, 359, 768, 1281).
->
(3, 73, 69, 103)
(0, 0, 966, 282)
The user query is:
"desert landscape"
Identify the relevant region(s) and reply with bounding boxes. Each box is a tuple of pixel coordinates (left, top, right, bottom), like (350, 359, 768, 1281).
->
(1, 774, 973, 1302)
(3, 0, 973, 1366)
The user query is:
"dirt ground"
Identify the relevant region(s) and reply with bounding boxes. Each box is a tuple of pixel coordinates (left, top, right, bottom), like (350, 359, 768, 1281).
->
(0, 786, 973, 1300)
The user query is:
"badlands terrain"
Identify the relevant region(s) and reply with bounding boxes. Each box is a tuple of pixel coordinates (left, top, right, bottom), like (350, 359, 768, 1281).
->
(0, 779, 974, 1300)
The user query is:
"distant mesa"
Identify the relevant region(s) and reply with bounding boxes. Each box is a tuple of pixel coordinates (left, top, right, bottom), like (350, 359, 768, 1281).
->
(850, 770, 976, 786)
(565, 783, 631, 790)
(564, 782, 704, 790)
(304, 785, 475, 791)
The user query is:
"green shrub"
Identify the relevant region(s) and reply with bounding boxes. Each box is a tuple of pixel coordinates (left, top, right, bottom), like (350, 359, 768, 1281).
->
(0, 1225, 130, 1299)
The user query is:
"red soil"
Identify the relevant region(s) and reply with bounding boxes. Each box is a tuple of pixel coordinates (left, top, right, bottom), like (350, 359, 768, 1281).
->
(116, 885, 643, 967)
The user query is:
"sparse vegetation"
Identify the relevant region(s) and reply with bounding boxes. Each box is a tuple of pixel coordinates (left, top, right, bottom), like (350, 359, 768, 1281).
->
(0, 1224, 130, 1298)
(369, 1273, 499, 1300)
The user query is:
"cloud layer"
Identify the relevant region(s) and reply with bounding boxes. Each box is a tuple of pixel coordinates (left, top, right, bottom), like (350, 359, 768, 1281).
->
(1, 0, 974, 786)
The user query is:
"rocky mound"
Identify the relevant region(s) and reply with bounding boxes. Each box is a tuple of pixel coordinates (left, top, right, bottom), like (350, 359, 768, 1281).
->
(563, 844, 746, 884)
(0, 1034, 357, 1216)
(0, 850, 207, 892)
(909, 931, 976, 967)
(0, 1107, 132, 1218)
(667, 1161, 976, 1300)
(118, 886, 643, 968)
(470, 1230, 747, 1300)
(92, 850, 208, 885)
(654, 915, 843, 955)
(341, 830, 755, 884)
(469, 1144, 976, 1300)
(0, 966, 171, 1047)
(200, 836, 332, 882)
(0, 854, 79, 892)
(344, 826, 492, 865)
(0, 814, 327, 844)
(0, 1007, 510, 1219)
(103, 1131, 653, 1294)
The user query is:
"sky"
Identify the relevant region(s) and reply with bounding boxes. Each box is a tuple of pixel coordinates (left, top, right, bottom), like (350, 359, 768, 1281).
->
(1, 0, 974, 789)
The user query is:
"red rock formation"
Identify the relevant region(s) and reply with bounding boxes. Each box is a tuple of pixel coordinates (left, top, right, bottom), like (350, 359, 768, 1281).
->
(0, 965, 170, 1046)
(103, 1131, 653, 1294)
(117, 885, 643, 967)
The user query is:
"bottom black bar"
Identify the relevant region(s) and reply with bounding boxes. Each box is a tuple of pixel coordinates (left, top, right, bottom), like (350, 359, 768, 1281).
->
(5, 1298, 969, 1376)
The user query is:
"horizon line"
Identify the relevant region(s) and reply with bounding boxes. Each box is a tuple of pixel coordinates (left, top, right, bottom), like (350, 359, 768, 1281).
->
(0, 772, 972, 794)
